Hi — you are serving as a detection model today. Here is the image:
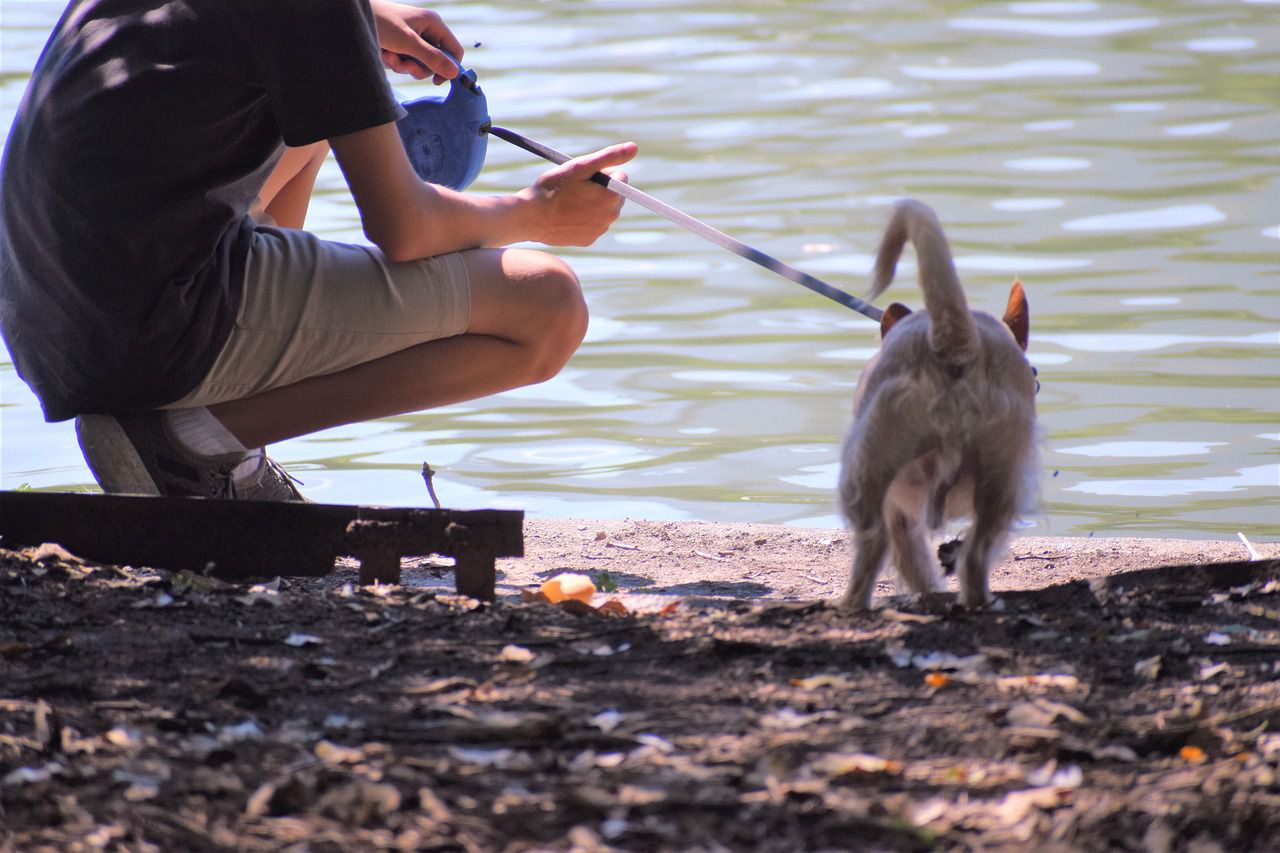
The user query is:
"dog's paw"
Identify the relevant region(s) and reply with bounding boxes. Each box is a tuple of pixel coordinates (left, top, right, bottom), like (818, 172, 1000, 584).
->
(837, 590, 873, 613)
(956, 587, 993, 609)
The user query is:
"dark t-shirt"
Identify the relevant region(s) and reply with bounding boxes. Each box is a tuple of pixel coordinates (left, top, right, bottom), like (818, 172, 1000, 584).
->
(0, 0, 403, 421)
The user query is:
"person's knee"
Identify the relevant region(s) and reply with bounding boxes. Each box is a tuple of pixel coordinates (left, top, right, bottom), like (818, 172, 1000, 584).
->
(464, 248, 590, 382)
(523, 254, 588, 382)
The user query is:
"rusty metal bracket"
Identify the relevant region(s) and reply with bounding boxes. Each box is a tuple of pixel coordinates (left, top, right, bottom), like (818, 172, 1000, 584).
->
(0, 491, 522, 600)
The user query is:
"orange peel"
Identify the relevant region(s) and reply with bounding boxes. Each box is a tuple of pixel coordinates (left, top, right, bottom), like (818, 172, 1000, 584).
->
(539, 573, 596, 604)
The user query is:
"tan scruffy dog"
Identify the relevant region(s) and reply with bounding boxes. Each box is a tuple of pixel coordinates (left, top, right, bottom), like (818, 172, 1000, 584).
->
(839, 199, 1038, 610)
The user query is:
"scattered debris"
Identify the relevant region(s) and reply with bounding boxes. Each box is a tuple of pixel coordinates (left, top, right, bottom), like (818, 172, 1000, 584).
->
(1, 543, 1277, 850)
(1134, 654, 1162, 681)
(283, 632, 323, 647)
(539, 572, 596, 604)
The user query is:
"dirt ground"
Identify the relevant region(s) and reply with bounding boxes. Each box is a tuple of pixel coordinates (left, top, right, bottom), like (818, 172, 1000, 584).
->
(3, 518, 1279, 852)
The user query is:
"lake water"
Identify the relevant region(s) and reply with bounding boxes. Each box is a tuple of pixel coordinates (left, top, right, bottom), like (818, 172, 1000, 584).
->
(2, 0, 1277, 540)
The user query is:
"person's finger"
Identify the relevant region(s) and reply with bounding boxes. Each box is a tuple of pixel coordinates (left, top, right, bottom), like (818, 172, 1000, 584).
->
(426, 23, 466, 66)
(559, 143, 638, 182)
(400, 14, 464, 80)
(381, 49, 428, 80)
(414, 42, 460, 80)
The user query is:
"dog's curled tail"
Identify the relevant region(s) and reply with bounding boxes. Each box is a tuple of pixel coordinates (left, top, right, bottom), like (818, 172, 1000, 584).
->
(869, 199, 977, 367)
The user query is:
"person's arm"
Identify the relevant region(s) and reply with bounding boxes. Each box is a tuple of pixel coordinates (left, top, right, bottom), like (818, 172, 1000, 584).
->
(369, 0, 464, 82)
(330, 122, 637, 261)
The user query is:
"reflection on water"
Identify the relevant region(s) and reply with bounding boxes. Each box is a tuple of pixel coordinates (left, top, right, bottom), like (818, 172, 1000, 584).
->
(1069, 465, 1275, 499)
(2, 0, 1277, 539)
(1063, 205, 1227, 231)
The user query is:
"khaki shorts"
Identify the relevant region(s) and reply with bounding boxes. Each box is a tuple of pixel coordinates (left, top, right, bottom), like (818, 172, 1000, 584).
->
(168, 226, 471, 408)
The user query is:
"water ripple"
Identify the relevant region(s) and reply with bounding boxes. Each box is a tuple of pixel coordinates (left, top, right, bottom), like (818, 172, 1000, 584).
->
(993, 198, 1065, 211)
(955, 255, 1091, 272)
(1062, 204, 1226, 231)
(1057, 441, 1225, 458)
(902, 59, 1098, 81)
(1186, 38, 1257, 53)
(1165, 121, 1232, 137)
(1009, 2, 1099, 13)
(949, 17, 1158, 38)
(1037, 331, 1276, 353)
(1005, 157, 1091, 172)
(1066, 465, 1277, 498)
(761, 77, 894, 101)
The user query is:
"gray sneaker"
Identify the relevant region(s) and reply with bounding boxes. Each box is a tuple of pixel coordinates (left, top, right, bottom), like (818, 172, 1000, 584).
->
(228, 453, 309, 502)
(76, 412, 306, 502)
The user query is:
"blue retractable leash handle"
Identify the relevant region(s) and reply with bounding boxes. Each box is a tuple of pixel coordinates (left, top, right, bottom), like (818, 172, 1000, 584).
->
(395, 57, 882, 321)
(393, 63, 489, 192)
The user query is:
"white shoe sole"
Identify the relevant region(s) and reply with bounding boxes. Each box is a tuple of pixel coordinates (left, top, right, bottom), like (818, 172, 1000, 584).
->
(75, 414, 162, 495)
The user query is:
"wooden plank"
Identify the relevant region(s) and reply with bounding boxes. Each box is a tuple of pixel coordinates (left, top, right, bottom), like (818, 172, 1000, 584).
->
(0, 491, 522, 599)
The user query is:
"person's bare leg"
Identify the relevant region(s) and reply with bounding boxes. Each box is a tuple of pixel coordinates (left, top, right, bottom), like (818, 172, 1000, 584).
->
(207, 247, 588, 448)
(252, 142, 330, 229)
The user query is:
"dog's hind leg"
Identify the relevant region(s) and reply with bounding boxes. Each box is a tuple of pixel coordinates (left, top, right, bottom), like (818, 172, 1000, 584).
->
(956, 524, 1001, 608)
(887, 508, 944, 595)
(956, 467, 1022, 607)
(841, 522, 889, 611)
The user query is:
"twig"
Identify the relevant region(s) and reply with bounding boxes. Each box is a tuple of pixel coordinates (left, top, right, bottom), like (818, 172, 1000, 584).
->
(1237, 532, 1261, 561)
(421, 462, 441, 509)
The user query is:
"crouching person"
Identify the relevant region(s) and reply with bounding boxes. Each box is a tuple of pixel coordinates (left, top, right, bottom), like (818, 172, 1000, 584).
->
(0, 0, 635, 501)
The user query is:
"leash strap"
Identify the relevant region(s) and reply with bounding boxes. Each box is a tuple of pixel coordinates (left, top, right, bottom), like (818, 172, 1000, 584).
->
(487, 125, 883, 321)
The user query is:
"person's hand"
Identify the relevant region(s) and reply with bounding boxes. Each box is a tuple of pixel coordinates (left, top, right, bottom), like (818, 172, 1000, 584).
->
(522, 143, 639, 246)
(370, 0, 464, 84)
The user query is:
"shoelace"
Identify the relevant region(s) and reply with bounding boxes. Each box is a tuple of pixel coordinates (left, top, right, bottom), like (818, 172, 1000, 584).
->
(265, 457, 306, 497)
(224, 455, 305, 501)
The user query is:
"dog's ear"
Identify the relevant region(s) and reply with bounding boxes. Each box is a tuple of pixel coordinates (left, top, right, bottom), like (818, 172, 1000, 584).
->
(880, 302, 912, 339)
(1002, 279, 1029, 351)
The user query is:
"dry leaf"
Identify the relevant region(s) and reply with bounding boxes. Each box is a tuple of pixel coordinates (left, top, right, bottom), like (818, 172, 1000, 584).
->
(761, 708, 835, 729)
(446, 747, 533, 769)
(993, 787, 1066, 826)
(29, 543, 82, 564)
(105, 727, 140, 748)
(1006, 699, 1088, 728)
(596, 598, 630, 617)
(811, 752, 902, 777)
(996, 673, 1081, 692)
(497, 645, 535, 664)
(283, 632, 322, 647)
(880, 608, 940, 624)
(791, 674, 853, 690)
(1198, 663, 1229, 682)
(1133, 655, 1161, 681)
(315, 740, 366, 765)
(589, 710, 623, 733)
(1026, 760, 1083, 788)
